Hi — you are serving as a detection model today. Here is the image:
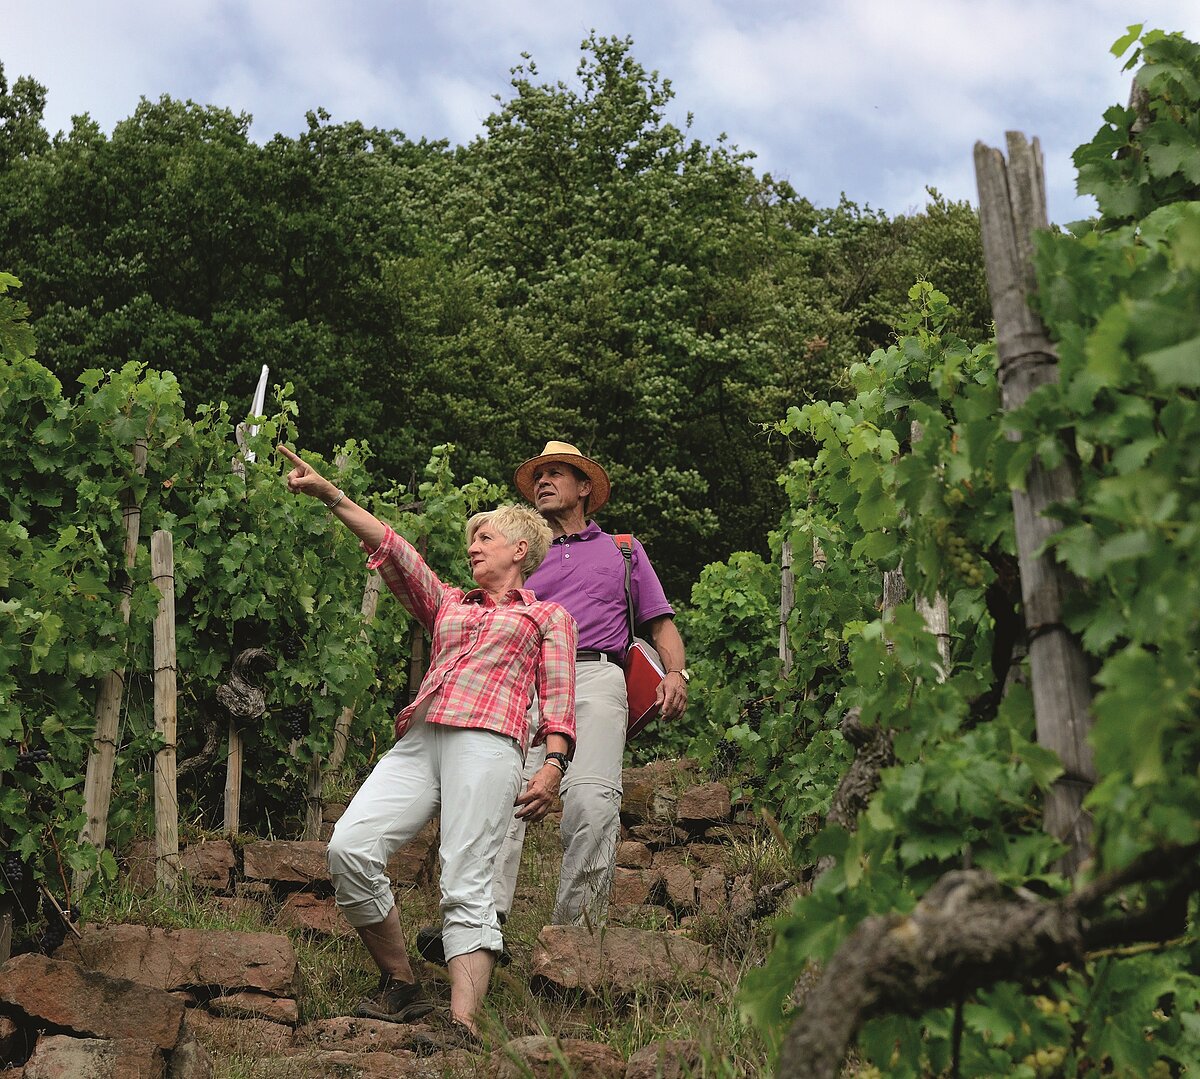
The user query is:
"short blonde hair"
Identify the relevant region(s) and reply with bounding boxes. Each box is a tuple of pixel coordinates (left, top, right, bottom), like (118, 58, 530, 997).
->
(466, 504, 553, 580)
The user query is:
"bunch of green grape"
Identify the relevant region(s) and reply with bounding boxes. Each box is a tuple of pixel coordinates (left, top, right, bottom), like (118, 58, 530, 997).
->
(1021, 1045, 1066, 1076)
(932, 496, 986, 589)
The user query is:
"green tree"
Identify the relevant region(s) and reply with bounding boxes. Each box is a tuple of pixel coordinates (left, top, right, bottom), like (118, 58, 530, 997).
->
(0, 62, 49, 170)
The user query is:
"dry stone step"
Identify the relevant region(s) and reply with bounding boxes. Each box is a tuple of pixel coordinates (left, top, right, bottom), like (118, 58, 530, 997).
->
(275, 892, 352, 938)
(293, 1016, 422, 1053)
(0, 953, 186, 1051)
(242, 821, 437, 889)
(611, 867, 656, 907)
(615, 840, 652, 868)
(241, 840, 328, 885)
(676, 782, 732, 826)
(698, 867, 728, 915)
(56, 924, 297, 998)
(19, 1033, 164, 1079)
(496, 1035, 625, 1078)
(624, 822, 688, 846)
(208, 991, 299, 1026)
(625, 1039, 706, 1079)
(657, 864, 697, 910)
(124, 840, 236, 894)
(183, 1009, 292, 1055)
(282, 1047, 447, 1077)
(530, 925, 726, 995)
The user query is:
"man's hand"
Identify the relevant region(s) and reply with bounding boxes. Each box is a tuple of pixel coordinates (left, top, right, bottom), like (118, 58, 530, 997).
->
(514, 764, 562, 822)
(656, 671, 688, 719)
(278, 445, 337, 503)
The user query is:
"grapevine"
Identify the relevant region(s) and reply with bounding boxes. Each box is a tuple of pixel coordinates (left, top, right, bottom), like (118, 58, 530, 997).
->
(2, 285, 503, 905)
(730, 26, 1200, 1078)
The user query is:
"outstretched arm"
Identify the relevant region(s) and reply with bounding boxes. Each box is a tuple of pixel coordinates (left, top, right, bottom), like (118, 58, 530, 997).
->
(278, 444, 386, 551)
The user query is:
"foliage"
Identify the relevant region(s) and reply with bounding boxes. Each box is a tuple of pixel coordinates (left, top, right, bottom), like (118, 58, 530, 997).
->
(0, 43, 991, 601)
(721, 26, 1200, 1077)
(0, 313, 501, 940)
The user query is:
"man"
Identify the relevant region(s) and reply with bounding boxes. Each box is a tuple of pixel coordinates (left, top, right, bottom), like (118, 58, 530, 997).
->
(498, 440, 689, 926)
(418, 441, 688, 955)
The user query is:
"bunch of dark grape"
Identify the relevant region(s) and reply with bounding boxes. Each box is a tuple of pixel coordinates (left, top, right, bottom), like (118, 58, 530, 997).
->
(284, 782, 311, 820)
(837, 640, 851, 670)
(37, 893, 68, 954)
(282, 704, 308, 742)
(281, 633, 304, 662)
(1, 850, 25, 890)
(16, 748, 51, 774)
(744, 698, 766, 725)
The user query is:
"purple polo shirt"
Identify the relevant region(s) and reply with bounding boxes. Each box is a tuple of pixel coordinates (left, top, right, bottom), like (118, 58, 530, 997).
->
(525, 521, 674, 658)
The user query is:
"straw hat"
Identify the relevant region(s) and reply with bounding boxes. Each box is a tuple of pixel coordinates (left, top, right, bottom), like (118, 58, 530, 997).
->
(514, 441, 611, 515)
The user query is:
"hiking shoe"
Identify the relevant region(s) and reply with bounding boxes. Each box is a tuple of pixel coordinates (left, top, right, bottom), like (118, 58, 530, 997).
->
(415, 925, 511, 968)
(353, 975, 434, 1023)
(415, 925, 446, 966)
(409, 1009, 485, 1055)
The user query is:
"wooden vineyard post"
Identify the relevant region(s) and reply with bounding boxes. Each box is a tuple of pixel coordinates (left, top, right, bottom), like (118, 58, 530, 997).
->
(910, 423, 951, 679)
(223, 423, 250, 835)
(975, 133, 1096, 875)
(301, 698, 324, 842)
(216, 649, 274, 837)
(779, 538, 795, 679)
(77, 437, 149, 894)
(151, 530, 180, 891)
(223, 727, 244, 838)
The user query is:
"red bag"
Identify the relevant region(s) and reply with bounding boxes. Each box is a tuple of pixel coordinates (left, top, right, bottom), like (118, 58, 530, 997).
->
(613, 534, 665, 738)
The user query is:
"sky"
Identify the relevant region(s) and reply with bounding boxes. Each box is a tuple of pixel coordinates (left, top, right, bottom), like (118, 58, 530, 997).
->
(4, 1, 1199, 224)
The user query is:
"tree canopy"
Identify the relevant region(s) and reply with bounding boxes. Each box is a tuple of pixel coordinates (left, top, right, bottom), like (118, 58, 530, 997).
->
(0, 35, 989, 596)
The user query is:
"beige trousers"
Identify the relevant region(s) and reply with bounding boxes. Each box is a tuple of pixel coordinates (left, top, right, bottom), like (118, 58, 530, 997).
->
(492, 660, 627, 925)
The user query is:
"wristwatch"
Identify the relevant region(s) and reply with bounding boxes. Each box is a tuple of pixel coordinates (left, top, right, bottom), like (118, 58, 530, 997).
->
(545, 751, 570, 774)
(668, 668, 691, 683)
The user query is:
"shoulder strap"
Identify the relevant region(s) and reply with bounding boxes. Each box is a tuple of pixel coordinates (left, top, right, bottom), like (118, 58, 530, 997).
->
(612, 534, 635, 649)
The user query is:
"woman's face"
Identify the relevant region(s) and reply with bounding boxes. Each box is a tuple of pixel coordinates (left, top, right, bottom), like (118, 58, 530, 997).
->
(467, 523, 526, 588)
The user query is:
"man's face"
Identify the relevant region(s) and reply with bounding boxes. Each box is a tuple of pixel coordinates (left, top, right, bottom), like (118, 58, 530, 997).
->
(532, 463, 591, 515)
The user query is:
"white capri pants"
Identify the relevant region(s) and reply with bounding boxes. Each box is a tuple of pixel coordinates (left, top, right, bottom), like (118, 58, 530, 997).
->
(327, 714, 524, 961)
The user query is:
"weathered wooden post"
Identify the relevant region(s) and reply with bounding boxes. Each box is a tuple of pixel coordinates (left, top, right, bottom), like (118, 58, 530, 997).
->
(77, 437, 148, 894)
(910, 423, 952, 678)
(975, 132, 1095, 875)
(151, 529, 179, 891)
(216, 648, 273, 836)
(302, 703, 324, 842)
(222, 422, 251, 835)
(779, 538, 795, 678)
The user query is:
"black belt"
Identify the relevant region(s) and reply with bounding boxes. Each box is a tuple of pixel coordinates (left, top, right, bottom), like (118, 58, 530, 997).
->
(577, 650, 619, 663)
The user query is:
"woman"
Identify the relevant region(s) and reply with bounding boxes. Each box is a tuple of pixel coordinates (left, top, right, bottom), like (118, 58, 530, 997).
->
(278, 445, 576, 1048)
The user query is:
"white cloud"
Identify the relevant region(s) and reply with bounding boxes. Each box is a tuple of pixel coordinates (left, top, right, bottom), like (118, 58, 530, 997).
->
(4, 0, 1199, 218)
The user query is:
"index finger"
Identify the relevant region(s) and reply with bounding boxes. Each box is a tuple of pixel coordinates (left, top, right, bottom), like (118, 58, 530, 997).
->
(277, 444, 305, 467)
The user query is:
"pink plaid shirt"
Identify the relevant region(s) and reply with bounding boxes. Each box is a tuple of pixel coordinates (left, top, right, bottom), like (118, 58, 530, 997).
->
(366, 525, 576, 756)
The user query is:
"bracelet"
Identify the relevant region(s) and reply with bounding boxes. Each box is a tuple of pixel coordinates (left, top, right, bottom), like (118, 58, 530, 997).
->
(545, 751, 569, 774)
(325, 489, 345, 511)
